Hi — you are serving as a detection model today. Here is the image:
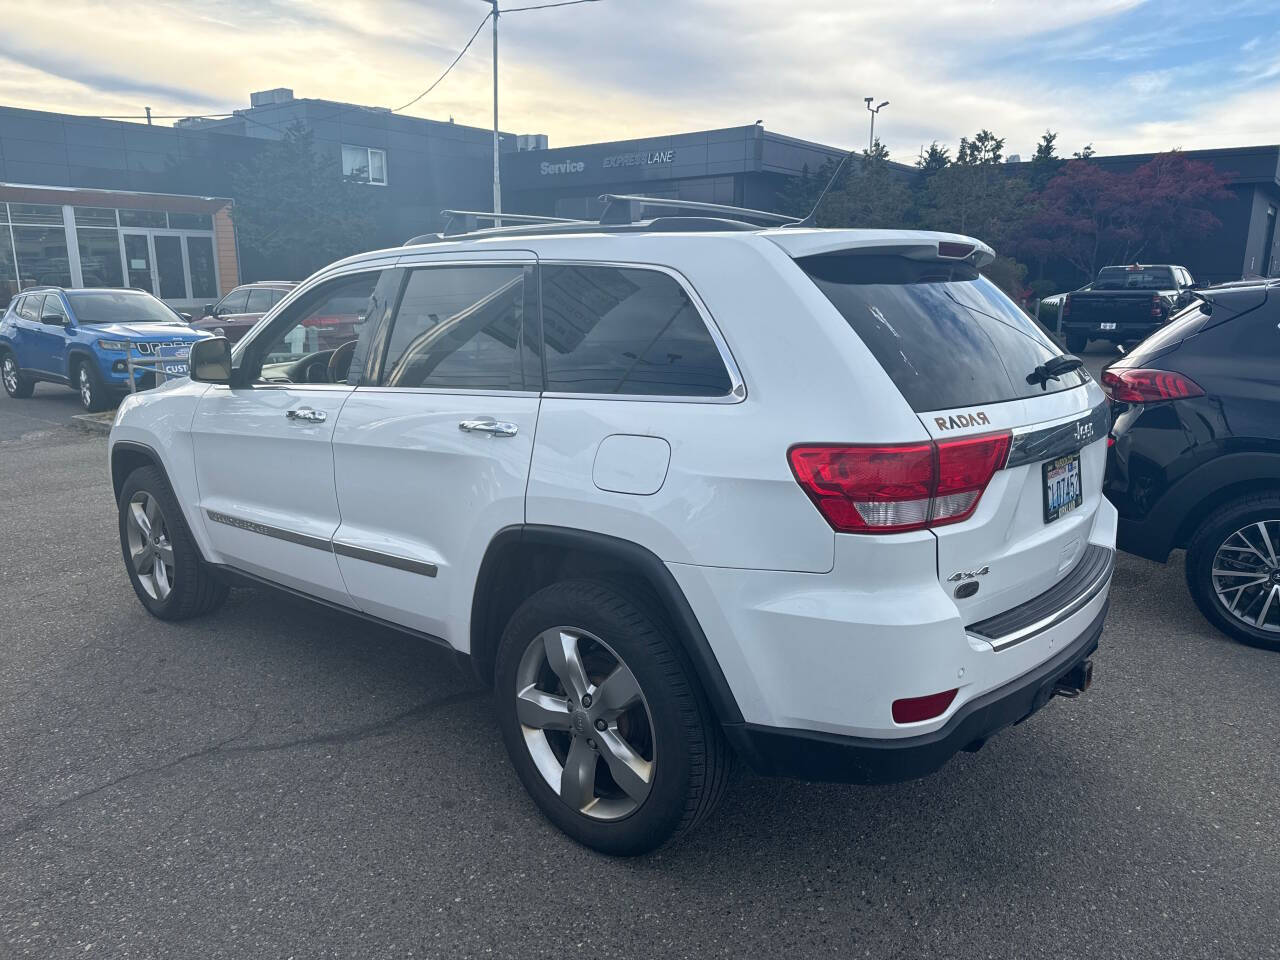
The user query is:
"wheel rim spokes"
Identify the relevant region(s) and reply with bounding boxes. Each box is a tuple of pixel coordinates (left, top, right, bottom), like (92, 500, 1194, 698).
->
(125, 492, 173, 601)
(80, 369, 91, 405)
(1212, 520, 1280, 633)
(515, 625, 656, 820)
(2, 360, 16, 393)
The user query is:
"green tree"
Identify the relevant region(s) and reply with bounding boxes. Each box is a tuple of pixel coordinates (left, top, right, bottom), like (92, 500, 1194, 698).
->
(815, 139, 916, 228)
(916, 141, 950, 176)
(1028, 130, 1063, 189)
(230, 124, 379, 281)
(1073, 143, 1096, 159)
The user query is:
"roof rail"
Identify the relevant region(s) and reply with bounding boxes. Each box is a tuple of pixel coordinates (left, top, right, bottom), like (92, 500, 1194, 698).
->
(440, 209, 582, 236)
(598, 194, 799, 227)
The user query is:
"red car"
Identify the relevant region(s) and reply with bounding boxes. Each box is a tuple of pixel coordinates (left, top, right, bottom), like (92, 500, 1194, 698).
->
(188, 281, 297, 343)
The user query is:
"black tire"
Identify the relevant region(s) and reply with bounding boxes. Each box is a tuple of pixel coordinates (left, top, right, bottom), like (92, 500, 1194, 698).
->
(1185, 491, 1280, 651)
(74, 358, 113, 412)
(118, 465, 229, 621)
(494, 579, 733, 856)
(1, 351, 34, 398)
(1065, 333, 1088, 353)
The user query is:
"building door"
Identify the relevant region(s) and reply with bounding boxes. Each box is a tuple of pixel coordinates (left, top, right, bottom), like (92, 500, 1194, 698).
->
(154, 235, 188, 299)
(122, 233, 154, 291)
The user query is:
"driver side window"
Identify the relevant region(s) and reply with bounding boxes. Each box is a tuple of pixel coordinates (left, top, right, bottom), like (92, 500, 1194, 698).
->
(252, 272, 382, 384)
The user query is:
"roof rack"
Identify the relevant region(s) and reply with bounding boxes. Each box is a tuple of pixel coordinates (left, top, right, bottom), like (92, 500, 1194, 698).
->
(402, 196, 799, 246)
(440, 209, 582, 236)
(598, 194, 800, 227)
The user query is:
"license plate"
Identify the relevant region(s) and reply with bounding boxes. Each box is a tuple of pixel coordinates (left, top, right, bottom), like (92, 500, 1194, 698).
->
(1042, 454, 1082, 524)
(1100, 322, 1117, 331)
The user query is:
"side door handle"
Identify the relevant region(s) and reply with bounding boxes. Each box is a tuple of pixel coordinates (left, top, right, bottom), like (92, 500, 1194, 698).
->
(286, 407, 327, 423)
(458, 419, 518, 437)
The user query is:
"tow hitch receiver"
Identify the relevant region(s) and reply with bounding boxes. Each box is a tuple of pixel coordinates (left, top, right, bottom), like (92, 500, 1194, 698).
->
(1053, 659, 1094, 699)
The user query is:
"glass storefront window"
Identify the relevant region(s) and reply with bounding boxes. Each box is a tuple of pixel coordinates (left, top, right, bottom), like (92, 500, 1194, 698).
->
(0, 203, 8, 223)
(154, 236, 187, 299)
(118, 209, 167, 228)
(1, 226, 16, 303)
(10, 203, 64, 225)
(12, 225, 71, 287)
(186, 236, 217, 299)
(76, 228, 125, 288)
(74, 206, 118, 227)
(168, 212, 213, 230)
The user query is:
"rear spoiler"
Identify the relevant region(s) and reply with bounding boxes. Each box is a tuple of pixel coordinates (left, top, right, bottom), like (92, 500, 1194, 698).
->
(764, 229, 996, 268)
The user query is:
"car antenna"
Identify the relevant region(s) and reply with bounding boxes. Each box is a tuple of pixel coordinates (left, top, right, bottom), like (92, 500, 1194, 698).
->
(787, 146, 860, 229)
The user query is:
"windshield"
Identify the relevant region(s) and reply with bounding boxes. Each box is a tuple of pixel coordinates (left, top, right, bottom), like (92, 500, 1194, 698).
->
(800, 254, 1087, 412)
(66, 290, 183, 325)
(1094, 266, 1175, 290)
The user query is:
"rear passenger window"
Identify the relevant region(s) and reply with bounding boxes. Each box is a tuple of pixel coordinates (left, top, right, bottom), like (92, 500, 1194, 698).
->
(245, 288, 275, 313)
(379, 266, 529, 390)
(540, 265, 733, 397)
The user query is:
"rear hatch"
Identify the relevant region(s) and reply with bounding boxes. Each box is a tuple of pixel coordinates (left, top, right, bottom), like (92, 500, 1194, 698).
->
(791, 242, 1106, 626)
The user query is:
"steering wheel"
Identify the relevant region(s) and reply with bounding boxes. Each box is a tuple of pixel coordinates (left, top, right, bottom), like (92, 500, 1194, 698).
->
(327, 340, 358, 384)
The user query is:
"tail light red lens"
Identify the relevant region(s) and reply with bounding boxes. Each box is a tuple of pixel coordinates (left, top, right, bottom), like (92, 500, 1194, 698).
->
(892, 688, 958, 724)
(1101, 368, 1204, 404)
(1150, 294, 1162, 317)
(788, 432, 1010, 534)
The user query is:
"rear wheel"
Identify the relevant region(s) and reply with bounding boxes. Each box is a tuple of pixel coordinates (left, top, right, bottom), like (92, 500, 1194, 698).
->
(75, 360, 112, 412)
(1186, 492, 1280, 651)
(1, 352, 33, 398)
(1065, 333, 1088, 353)
(494, 579, 732, 855)
(118, 465, 228, 620)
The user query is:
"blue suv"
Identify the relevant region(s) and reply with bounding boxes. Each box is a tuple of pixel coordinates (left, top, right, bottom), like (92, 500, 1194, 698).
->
(0, 287, 211, 412)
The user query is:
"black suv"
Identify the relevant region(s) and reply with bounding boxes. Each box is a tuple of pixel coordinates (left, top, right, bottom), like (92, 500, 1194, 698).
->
(1103, 279, 1280, 650)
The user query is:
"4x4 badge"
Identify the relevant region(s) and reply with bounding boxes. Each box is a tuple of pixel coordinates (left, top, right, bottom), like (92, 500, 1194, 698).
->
(947, 566, 990, 582)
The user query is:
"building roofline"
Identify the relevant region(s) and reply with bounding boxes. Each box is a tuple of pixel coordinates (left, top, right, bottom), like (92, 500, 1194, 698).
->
(0, 181, 232, 204)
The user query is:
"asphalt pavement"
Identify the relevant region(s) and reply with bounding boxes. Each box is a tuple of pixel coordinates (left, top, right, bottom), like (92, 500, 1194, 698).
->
(2, 349, 1279, 959)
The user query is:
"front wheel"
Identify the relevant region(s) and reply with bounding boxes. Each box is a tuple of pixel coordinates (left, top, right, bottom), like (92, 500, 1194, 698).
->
(76, 360, 112, 412)
(1065, 333, 1088, 353)
(2, 352, 34, 398)
(494, 579, 732, 855)
(118, 465, 228, 620)
(1185, 493, 1280, 651)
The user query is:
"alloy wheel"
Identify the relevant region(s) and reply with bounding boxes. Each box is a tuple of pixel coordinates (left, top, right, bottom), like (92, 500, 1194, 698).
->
(2, 357, 17, 395)
(1211, 520, 1280, 634)
(514, 626, 656, 820)
(125, 491, 175, 601)
(79, 367, 92, 408)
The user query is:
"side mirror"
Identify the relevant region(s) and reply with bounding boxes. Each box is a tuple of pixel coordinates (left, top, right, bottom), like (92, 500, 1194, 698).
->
(179, 312, 192, 322)
(203, 304, 216, 315)
(42, 313, 67, 326)
(190, 337, 232, 384)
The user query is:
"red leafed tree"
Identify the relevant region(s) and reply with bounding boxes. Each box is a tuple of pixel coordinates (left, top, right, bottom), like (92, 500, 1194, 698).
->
(1028, 151, 1233, 281)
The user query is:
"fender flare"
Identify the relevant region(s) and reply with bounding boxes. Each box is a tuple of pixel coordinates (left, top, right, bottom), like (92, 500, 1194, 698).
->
(1136, 452, 1280, 560)
(471, 524, 744, 725)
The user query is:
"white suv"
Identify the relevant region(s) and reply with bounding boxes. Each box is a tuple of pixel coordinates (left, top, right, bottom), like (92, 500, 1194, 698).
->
(108, 202, 1116, 855)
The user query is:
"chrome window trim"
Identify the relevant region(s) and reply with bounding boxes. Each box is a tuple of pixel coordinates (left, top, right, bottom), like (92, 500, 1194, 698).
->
(536, 258, 746, 405)
(354, 386, 540, 399)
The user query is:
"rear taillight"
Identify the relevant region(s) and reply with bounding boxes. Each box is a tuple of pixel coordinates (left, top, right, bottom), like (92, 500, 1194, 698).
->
(788, 432, 1011, 534)
(1101, 368, 1204, 404)
(1150, 294, 1162, 318)
(1062, 294, 1071, 317)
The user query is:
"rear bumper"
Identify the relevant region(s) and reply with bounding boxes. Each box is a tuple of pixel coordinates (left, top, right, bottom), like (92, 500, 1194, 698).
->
(724, 598, 1108, 784)
(1063, 320, 1162, 340)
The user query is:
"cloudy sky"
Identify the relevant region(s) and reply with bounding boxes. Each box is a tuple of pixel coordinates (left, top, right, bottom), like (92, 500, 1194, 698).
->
(0, 0, 1276, 159)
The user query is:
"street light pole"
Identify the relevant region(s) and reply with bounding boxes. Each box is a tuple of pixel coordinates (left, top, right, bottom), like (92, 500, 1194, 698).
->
(488, 0, 501, 223)
(864, 97, 889, 153)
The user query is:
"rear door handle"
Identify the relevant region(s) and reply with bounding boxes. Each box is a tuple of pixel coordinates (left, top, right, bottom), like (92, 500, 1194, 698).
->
(458, 419, 518, 437)
(286, 407, 327, 423)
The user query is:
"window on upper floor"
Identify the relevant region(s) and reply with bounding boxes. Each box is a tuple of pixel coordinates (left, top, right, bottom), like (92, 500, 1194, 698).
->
(342, 144, 387, 185)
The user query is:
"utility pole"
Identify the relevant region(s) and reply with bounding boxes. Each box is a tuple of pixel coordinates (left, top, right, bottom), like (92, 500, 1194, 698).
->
(864, 97, 888, 153)
(145, 106, 152, 126)
(486, 0, 501, 224)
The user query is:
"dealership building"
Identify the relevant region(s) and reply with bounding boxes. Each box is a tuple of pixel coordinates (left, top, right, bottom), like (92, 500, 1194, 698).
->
(0, 88, 1276, 302)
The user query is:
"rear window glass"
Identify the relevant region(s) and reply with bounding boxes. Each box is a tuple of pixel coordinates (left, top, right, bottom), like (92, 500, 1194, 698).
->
(1095, 266, 1175, 290)
(540, 265, 732, 397)
(800, 255, 1087, 412)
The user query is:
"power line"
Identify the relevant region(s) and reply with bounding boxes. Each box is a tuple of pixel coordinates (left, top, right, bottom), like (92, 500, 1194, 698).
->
(502, 0, 603, 11)
(394, 12, 491, 112)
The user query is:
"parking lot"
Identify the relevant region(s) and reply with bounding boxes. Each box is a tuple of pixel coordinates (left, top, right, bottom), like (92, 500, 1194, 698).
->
(3, 355, 1279, 960)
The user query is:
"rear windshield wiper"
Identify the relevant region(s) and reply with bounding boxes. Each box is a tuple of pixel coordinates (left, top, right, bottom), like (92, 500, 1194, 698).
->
(1027, 354, 1084, 390)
